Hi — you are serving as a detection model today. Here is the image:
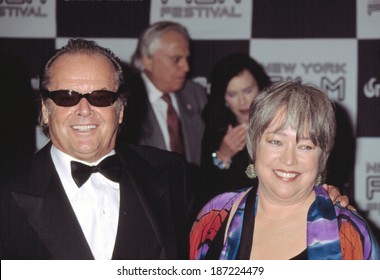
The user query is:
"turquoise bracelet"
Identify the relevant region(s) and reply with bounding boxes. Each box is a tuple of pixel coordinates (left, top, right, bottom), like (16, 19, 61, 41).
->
(212, 151, 231, 170)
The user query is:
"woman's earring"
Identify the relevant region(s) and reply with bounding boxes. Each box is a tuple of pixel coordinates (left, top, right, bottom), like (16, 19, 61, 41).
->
(245, 164, 257, 179)
(315, 174, 322, 186)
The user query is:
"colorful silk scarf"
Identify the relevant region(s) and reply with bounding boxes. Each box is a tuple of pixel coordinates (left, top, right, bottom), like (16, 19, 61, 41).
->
(190, 185, 380, 260)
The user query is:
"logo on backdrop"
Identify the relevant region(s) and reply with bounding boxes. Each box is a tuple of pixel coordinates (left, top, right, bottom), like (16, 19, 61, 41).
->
(151, 0, 251, 39)
(366, 162, 380, 215)
(368, 0, 380, 15)
(160, 0, 242, 18)
(0, 0, 47, 18)
(364, 78, 380, 98)
(264, 62, 347, 101)
(367, 176, 380, 200)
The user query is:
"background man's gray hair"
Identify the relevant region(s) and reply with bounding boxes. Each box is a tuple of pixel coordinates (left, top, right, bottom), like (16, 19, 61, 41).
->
(131, 21, 190, 71)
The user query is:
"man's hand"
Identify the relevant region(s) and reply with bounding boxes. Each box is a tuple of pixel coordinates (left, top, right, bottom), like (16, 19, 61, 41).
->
(323, 184, 356, 210)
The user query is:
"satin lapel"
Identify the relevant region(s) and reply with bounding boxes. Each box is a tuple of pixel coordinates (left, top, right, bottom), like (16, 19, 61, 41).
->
(12, 146, 93, 260)
(112, 153, 167, 259)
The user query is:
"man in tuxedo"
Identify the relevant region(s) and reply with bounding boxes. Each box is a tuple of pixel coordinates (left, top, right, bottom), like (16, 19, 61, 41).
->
(119, 21, 208, 166)
(0, 39, 191, 260)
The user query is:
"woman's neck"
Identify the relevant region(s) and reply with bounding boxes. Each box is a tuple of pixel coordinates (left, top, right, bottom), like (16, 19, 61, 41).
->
(256, 188, 315, 220)
(251, 188, 314, 259)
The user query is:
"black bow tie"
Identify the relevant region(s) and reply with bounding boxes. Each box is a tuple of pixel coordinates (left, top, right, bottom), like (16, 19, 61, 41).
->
(70, 155, 121, 187)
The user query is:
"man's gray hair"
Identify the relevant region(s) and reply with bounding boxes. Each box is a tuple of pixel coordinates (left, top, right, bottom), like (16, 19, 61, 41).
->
(246, 81, 336, 180)
(131, 21, 190, 71)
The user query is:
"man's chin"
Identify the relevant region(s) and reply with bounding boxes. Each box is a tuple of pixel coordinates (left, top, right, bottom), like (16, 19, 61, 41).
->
(171, 83, 185, 93)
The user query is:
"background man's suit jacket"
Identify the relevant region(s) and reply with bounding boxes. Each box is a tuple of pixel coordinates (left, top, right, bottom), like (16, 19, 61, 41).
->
(119, 66, 208, 166)
(0, 142, 192, 260)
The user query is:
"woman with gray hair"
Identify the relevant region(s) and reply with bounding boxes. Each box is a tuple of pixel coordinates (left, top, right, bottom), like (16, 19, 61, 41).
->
(190, 81, 380, 260)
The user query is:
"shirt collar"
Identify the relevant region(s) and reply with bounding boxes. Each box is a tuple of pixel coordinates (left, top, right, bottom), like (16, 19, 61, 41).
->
(51, 145, 115, 166)
(50, 145, 117, 197)
(142, 72, 168, 103)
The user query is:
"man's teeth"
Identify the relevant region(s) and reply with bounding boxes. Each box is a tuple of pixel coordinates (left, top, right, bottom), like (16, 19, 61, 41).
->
(274, 170, 297, 178)
(72, 125, 96, 131)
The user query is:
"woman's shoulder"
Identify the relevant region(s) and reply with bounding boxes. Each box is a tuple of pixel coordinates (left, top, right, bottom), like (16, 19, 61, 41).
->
(197, 188, 252, 218)
(313, 185, 380, 259)
(190, 188, 252, 259)
(313, 185, 364, 220)
(335, 204, 380, 259)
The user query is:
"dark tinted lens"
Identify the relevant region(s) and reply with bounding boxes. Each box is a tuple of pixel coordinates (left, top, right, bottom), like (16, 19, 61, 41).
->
(88, 90, 117, 107)
(51, 90, 81, 107)
(46, 90, 118, 107)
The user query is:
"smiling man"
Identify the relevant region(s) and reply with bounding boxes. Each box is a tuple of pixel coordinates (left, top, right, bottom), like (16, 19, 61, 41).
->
(0, 39, 191, 260)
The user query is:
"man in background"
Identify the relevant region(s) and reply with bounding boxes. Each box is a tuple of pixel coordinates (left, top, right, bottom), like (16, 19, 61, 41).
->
(119, 21, 208, 166)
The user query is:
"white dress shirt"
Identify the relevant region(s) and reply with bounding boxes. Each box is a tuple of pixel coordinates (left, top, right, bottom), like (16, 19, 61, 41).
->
(142, 73, 181, 152)
(50, 145, 120, 260)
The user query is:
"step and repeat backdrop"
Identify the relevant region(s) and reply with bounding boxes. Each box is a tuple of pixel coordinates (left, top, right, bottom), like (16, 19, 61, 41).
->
(1, 0, 380, 231)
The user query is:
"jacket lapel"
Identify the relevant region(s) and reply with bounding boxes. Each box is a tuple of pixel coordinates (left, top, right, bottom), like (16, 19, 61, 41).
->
(112, 145, 170, 259)
(12, 144, 93, 259)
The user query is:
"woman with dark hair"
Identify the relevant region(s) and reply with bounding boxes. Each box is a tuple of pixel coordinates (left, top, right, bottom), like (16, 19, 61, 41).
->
(199, 53, 271, 202)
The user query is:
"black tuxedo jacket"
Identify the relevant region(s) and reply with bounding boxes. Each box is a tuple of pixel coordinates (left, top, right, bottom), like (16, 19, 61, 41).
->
(0, 142, 192, 260)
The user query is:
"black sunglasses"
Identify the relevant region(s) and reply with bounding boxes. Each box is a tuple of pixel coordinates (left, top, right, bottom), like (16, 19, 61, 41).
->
(42, 89, 119, 107)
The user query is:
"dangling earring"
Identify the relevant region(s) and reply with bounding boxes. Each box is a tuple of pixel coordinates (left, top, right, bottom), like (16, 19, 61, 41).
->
(245, 164, 257, 179)
(315, 174, 322, 186)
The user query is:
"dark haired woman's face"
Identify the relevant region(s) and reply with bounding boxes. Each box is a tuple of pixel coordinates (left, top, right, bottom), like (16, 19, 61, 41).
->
(224, 69, 259, 124)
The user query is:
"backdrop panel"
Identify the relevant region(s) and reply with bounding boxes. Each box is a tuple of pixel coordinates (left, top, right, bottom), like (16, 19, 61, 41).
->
(150, 0, 252, 40)
(355, 138, 380, 232)
(249, 39, 358, 128)
(357, 39, 380, 137)
(357, 0, 380, 39)
(56, 0, 150, 38)
(0, 0, 55, 38)
(252, 0, 356, 38)
(190, 40, 250, 92)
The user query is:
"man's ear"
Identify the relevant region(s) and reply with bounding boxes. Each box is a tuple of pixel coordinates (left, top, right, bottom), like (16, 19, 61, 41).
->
(141, 55, 153, 72)
(118, 106, 124, 124)
(41, 100, 49, 124)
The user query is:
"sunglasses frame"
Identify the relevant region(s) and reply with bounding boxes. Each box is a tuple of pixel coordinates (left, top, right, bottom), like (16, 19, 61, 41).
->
(41, 89, 120, 107)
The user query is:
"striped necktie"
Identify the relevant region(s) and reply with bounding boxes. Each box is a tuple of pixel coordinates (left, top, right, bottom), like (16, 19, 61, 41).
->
(162, 94, 184, 155)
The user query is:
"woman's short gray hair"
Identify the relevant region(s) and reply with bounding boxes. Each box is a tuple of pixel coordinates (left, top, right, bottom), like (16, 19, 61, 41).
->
(131, 21, 190, 71)
(246, 81, 336, 179)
